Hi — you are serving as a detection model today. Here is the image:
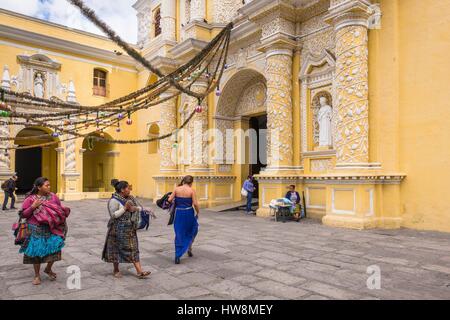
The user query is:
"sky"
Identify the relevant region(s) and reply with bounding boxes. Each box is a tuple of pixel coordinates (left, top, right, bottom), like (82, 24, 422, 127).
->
(0, 0, 138, 43)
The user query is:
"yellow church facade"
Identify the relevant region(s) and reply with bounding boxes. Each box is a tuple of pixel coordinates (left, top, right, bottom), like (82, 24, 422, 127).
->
(1, 0, 449, 233)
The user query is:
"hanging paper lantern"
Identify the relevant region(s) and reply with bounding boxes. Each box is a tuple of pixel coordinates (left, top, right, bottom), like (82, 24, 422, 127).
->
(215, 88, 221, 96)
(118, 113, 124, 120)
(52, 132, 59, 138)
(116, 127, 121, 133)
(0, 110, 10, 117)
(126, 119, 133, 125)
(99, 111, 106, 117)
(205, 72, 211, 79)
(172, 142, 178, 149)
(224, 63, 229, 69)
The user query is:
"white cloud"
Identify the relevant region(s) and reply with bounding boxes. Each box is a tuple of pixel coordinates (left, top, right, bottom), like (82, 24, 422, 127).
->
(0, 0, 138, 43)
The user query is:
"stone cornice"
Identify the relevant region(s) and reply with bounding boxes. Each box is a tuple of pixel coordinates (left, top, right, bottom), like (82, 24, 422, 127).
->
(243, 0, 297, 23)
(325, 0, 373, 30)
(169, 38, 208, 61)
(153, 175, 236, 181)
(17, 54, 62, 71)
(258, 33, 298, 55)
(255, 174, 407, 185)
(146, 56, 179, 74)
(0, 25, 137, 68)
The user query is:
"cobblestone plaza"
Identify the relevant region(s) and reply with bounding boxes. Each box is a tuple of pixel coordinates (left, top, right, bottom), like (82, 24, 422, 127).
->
(1, 199, 449, 300)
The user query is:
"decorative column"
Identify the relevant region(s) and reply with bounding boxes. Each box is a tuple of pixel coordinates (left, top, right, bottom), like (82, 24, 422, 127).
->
(257, 31, 297, 171)
(325, 0, 372, 168)
(185, 80, 210, 172)
(190, 0, 206, 22)
(161, 0, 177, 42)
(159, 92, 178, 173)
(0, 66, 12, 176)
(248, 1, 297, 173)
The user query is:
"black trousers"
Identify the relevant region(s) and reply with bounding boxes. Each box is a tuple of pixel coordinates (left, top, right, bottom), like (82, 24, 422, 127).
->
(2, 191, 15, 209)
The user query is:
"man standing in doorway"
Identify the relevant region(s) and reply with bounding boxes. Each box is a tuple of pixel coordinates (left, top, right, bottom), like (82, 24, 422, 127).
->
(243, 175, 255, 215)
(2, 174, 18, 211)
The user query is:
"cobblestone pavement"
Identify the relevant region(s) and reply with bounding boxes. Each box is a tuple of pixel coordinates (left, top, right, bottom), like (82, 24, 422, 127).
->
(1, 199, 449, 300)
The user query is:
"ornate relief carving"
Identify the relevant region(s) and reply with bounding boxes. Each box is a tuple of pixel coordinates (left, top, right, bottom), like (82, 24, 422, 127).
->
(311, 159, 333, 172)
(266, 53, 293, 167)
(159, 96, 178, 170)
(259, 12, 296, 39)
(333, 25, 369, 164)
(236, 82, 267, 116)
(137, 7, 152, 48)
(212, 0, 242, 23)
(300, 50, 336, 153)
(65, 128, 77, 173)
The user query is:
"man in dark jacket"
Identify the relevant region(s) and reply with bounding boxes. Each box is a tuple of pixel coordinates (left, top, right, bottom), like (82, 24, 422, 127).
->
(2, 175, 18, 210)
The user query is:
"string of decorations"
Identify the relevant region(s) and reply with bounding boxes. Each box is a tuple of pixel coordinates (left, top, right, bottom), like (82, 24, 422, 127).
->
(0, 1, 232, 153)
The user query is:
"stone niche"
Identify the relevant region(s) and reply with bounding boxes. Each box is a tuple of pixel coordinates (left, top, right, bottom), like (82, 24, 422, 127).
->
(300, 49, 337, 174)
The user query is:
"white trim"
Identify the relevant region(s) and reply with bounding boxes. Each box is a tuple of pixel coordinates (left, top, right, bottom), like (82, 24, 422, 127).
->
(365, 188, 374, 217)
(0, 40, 137, 74)
(199, 183, 209, 201)
(331, 187, 356, 215)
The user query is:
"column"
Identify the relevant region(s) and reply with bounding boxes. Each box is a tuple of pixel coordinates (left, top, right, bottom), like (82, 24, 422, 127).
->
(326, 0, 372, 168)
(261, 41, 296, 171)
(190, 0, 206, 22)
(0, 66, 12, 176)
(162, 0, 177, 41)
(159, 92, 178, 173)
(185, 80, 210, 172)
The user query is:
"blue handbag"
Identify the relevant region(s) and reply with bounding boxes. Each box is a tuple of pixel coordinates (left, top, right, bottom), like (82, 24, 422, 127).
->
(136, 210, 150, 230)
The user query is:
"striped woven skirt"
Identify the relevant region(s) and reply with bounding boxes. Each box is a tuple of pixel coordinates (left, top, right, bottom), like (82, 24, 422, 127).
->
(19, 224, 64, 264)
(102, 219, 140, 263)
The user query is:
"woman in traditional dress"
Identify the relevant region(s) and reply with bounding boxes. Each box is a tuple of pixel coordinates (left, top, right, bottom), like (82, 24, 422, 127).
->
(168, 175, 199, 264)
(20, 177, 70, 285)
(102, 179, 151, 279)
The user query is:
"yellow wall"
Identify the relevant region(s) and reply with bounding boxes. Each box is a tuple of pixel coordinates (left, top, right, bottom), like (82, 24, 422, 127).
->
(0, 13, 139, 198)
(368, 0, 450, 232)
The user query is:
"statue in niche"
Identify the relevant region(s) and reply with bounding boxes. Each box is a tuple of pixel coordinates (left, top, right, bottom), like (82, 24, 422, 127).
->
(318, 96, 333, 147)
(34, 72, 45, 98)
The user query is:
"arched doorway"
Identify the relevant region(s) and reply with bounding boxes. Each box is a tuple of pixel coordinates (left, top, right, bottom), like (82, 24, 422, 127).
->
(82, 133, 116, 193)
(14, 127, 59, 194)
(216, 68, 267, 198)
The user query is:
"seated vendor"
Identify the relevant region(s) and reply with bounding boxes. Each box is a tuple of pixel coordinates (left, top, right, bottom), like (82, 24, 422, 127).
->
(285, 185, 301, 215)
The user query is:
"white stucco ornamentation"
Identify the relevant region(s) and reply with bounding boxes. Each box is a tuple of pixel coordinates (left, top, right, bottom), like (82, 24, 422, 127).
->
(333, 25, 369, 164)
(212, 0, 242, 23)
(265, 52, 293, 167)
(65, 128, 77, 173)
(159, 94, 178, 171)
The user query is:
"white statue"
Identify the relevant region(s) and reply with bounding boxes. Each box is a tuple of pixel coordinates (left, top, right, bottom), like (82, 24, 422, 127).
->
(318, 96, 333, 147)
(34, 73, 44, 98)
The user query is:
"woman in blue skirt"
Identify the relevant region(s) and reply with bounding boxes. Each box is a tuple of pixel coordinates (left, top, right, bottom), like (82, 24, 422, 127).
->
(168, 175, 199, 264)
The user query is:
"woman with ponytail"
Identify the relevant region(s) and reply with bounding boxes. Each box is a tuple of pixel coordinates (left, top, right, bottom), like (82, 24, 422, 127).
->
(19, 177, 70, 285)
(168, 175, 199, 264)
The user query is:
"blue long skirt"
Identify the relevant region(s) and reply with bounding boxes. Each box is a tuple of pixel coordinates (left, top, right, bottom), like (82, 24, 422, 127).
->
(174, 207, 199, 259)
